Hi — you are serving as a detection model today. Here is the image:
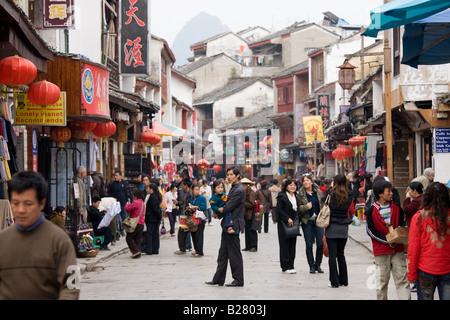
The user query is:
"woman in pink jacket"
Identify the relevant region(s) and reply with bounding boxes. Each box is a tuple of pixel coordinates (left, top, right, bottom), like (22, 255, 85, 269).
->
(124, 189, 146, 258)
(407, 182, 450, 300)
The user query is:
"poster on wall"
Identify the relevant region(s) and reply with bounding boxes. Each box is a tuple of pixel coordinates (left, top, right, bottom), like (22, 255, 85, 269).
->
(43, 0, 75, 29)
(303, 116, 326, 145)
(120, 0, 149, 75)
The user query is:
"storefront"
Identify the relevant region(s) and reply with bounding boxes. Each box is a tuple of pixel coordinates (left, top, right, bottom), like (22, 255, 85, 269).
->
(0, 0, 55, 202)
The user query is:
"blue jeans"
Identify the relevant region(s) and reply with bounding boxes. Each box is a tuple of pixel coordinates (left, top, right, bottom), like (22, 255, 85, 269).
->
(416, 270, 450, 300)
(301, 219, 324, 266)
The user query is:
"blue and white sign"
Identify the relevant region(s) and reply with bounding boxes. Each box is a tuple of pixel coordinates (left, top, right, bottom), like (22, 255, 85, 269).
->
(435, 127, 450, 153)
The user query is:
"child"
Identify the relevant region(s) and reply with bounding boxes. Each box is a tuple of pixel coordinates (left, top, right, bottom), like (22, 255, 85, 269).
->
(209, 180, 233, 234)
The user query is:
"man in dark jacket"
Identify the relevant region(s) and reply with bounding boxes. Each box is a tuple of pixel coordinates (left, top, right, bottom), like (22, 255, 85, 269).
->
(88, 196, 112, 250)
(107, 171, 133, 236)
(242, 178, 258, 252)
(207, 167, 246, 287)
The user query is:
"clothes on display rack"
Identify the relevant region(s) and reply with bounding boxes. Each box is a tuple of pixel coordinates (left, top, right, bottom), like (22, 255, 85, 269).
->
(0, 199, 14, 231)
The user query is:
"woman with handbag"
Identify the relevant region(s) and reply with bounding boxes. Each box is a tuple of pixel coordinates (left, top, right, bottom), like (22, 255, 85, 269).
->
(298, 174, 325, 273)
(144, 183, 162, 255)
(124, 189, 146, 258)
(188, 184, 207, 257)
(276, 179, 301, 274)
(324, 174, 353, 288)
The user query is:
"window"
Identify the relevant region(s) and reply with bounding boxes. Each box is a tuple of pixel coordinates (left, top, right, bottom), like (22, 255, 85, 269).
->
(277, 87, 284, 103)
(286, 86, 293, 103)
(236, 107, 244, 118)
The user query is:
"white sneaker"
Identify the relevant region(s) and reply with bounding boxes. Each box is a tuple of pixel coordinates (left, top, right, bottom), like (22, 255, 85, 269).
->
(286, 269, 296, 274)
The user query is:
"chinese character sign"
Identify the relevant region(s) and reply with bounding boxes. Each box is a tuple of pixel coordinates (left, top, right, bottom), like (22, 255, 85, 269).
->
(43, 0, 74, 28)
(121, 0, 149, 75)
(81, 63, 110, 118)
(316, 94, 331, 131)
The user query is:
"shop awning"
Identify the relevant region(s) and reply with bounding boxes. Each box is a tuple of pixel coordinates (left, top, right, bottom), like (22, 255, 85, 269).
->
(363, 0, 450, 38)
(145, 121, 187, 138)
(401, 9, 450, 68)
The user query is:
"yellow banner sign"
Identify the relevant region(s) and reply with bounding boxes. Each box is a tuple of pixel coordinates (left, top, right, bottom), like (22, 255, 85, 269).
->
(303, 116, 326, 145)
(15, 92, 67, 126)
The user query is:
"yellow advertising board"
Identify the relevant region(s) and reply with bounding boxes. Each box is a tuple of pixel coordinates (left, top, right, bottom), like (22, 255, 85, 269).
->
(303, 116, 326, 145)
(15, 92, 66, 126)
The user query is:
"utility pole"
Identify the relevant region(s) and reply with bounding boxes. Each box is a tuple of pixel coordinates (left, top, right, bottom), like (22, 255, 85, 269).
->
(384, 38, 394, 182)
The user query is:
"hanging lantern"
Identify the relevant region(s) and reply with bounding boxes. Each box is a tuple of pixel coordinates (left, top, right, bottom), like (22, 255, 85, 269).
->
(93, 122, 117, 149)
(77, 122, 97, 133)
(338, 59, 356, 90)
(27, 80, 61, 106)
(333, 145, 354, 163)
(263, 136, 273, 147)
(198, 159, 210, 174)
(140, 131, 161, 145)
(51, 127, 71, 148)
(349, 136, 366, 156)
(213, 164, 221, 173)
(0, 56, 37, 87)
(70, 125, 88, 141)
(93, 122, 116, 138)
(348, 136, 365, 147)
(244, 141, 251, 150)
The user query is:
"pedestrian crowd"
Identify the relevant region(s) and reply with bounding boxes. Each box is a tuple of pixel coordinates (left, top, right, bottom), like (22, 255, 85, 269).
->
(0, 164, 448, 300)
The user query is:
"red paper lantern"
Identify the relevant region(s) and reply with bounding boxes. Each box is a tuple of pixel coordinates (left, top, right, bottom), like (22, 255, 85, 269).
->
(213, 165, 221, 173)
(27, 80, 61, 105)
(244, 142, 251, 149)
(51, 127, 71, 147)
(93, 122, 116, 138)
(198, 159, 210, 172)
(0, 56, 37, 87)
(264, 136, 273, 147)
(70, 125, 88, 141)
(348, 136, 366, 147)
(140, 131, 161, 145)
(332, 145, 354, 161)
(77, 122, 97, 133)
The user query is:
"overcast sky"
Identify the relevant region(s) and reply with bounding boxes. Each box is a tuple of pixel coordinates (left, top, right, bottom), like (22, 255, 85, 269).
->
(151, 0, 384, 45)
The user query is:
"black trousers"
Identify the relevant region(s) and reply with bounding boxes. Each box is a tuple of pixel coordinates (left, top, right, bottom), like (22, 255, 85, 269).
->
(326, 237, 348, 287)
(144, 222, 160, 254)
(95, 226, 113, 247)
(212, 232, 244, 285)
(277, 222, 297, 271)
(191, 221, 205, 255)
(244, 219, 258, 250)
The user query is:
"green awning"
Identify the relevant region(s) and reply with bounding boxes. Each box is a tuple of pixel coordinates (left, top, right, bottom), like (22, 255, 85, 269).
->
(363, 0, 450, 37)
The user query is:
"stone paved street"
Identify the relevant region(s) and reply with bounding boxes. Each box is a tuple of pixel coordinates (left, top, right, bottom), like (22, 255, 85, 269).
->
(78, 217, 409, 300)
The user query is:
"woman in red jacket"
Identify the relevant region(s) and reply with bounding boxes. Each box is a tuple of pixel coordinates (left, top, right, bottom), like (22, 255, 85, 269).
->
(407, 182, 450, 300)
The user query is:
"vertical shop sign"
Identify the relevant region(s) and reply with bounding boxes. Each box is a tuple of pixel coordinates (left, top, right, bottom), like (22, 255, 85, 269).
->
(32, 129, 38, 173)
(120, 0, 149, 75)
(316, 94, 331, 131)
(43, 0, 74, 28)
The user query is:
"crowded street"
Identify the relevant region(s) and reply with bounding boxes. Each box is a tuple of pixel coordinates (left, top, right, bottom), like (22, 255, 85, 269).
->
(78, 216, 398, 301)
(0, 0, 449, 304)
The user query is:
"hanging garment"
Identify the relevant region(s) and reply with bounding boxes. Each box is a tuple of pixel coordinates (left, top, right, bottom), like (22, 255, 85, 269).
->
(0, 199, 14, 231)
